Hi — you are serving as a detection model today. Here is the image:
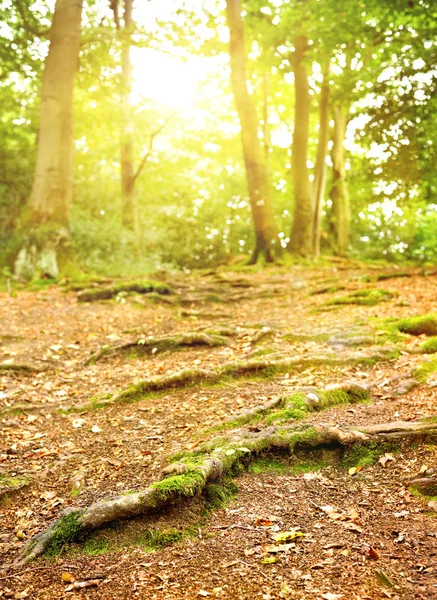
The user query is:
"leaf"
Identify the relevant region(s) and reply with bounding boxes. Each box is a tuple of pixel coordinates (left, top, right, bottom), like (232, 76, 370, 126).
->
(254, 517, 273, 526)
(261, 556, 278, 564)
(72, 418, 86, 429)
(263, 544, 280, 553)
(225, 449, 236, 455)
(379, 453, 395, 467)
(61, 573, 75, 583)
(374, 569, 394, 588)
(91, 425, 101, 433)
(275, 530, 303, 542)
(321, 593, 343, 600)
(368, 546, 380, 560)
(198, 591, 210, 597)
(348, 465, 363, 476)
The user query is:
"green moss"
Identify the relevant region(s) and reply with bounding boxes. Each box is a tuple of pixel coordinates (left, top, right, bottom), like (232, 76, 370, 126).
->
(248, 457, 290, 475)
(397, 315, 437, 336)
(414, 357, 437, 382)
(45, 510, 85, 556)
(82, 536, 112, 556)
(328, 289, 395, 307)
(202, 479, 238, 510)
(0, 474, 30, 497)
(150, 470, 206, 502)
(136, 528, 186, 551)
(77, 280, 173, 302)
(343, 443, 399, 469)
(290, 459, 328, 474)
(249, 347, 276, 358)
(421, 337, 437, 354)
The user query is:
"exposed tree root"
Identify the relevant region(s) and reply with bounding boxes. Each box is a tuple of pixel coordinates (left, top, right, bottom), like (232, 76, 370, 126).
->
(106, 349, 395, 406)
(77, 280, 174, 302)
(0, 363, 42, 374)
(18, 418, 437, 564)
(85, 332, 230, 365)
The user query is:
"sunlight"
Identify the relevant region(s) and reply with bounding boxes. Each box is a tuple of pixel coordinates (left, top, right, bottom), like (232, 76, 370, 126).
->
(131, 48, 203, 109)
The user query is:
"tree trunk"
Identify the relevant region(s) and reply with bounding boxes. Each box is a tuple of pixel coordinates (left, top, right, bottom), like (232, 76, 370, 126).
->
(15, 0, 83, 279)
(119, 0, 137, 233)
(289, 34, 313, 257)
(312, 64, 330, 257)
(329, 103, 350, 257)
(225, 0, 280, 264)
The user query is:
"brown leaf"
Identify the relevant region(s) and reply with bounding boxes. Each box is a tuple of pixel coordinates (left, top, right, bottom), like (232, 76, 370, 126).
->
(368, 546, 380, 560)
(348, 465, 363, 476)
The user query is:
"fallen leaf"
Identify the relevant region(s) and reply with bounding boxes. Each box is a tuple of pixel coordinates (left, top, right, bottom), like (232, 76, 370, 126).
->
(321, 593, 343, 600)
(91, 425, 102, 433)
(275, 530, 303, 543)
(368, 546, 380, 560)
(262, 556, 278, 564)
(348, 465, 363, 476)
(61, 573, 75, 583)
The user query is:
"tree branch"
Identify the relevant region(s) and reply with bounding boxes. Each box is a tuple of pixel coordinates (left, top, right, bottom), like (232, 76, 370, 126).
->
(131, 114, 175, 183)
(15, 0, 50, 38)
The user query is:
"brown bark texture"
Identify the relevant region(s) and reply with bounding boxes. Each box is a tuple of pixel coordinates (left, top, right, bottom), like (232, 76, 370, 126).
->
(289, 34, 313, 257)
(225, 0, 280, 264)
(329, 103, 350, 256)
(312, 64, 330, 256)
(14, 0, 83, 279)
(28, 0, 83, 226)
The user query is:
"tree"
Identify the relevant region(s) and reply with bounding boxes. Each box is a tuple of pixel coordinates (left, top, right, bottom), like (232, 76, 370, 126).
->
(225, 0, 280, 263)
(288, 32, 313, 256)
(15, 0, 83, 279)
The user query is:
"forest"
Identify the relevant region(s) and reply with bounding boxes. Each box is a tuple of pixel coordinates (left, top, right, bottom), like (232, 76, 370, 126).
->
(1, 1, 437, 599)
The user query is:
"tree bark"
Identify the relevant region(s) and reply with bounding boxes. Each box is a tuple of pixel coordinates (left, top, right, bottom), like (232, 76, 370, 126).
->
(15, 0, 83, 279)
(225, 0, 280, 264)
(289, 34, 313, 257)
(119, 0, 137, 233)
(312, 63, 330, 256)
(329, 103, 350, 256)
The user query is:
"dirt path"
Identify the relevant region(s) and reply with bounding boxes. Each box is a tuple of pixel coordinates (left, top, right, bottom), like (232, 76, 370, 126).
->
(1, 265, 436, 599)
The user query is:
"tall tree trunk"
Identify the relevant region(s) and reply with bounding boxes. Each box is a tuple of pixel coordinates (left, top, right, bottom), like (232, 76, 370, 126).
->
(119, 0, 137, 233)
(312, 63, 330, 257)
(329, 103, 350, 256)
(262, 70, 270, 164)
(15, 0, 83, 279)
(225, 0, 280, 264)
(289, 34, 313, 257)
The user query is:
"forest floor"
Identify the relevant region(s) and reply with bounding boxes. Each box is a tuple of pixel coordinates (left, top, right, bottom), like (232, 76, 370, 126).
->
(0, 261, 437, 600)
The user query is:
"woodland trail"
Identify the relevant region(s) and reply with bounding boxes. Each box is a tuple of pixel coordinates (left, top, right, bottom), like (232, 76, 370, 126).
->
(0, 263, 437, 599)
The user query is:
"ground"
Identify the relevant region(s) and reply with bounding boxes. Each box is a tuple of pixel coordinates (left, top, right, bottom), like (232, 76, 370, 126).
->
(0, 262, 436, 599)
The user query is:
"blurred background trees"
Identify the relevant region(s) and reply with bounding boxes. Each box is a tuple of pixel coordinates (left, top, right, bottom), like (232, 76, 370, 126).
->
(1, 0, 436, 277)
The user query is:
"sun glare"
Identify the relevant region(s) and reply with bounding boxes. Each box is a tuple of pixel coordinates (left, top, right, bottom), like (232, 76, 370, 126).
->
(131, 48, 204, 110)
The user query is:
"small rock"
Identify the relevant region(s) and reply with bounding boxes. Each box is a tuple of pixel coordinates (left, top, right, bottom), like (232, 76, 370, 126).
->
(428, 500, 437, 513)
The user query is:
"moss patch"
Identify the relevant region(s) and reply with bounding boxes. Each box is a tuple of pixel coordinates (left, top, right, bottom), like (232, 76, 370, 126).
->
(248, 457, 291, 475)
(421, 337, 437, 354)
(414, 357, 437, 382)
(44, 510, 85, 557)
(397, 315, 437, 336)
(328, 289, 395, 307)
(342, 443, 399, 470)
(77, 280, 173, 302)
